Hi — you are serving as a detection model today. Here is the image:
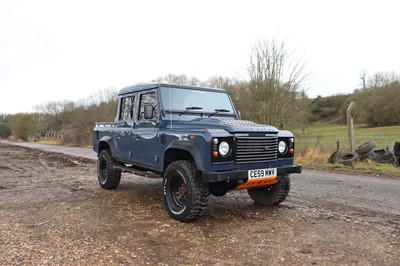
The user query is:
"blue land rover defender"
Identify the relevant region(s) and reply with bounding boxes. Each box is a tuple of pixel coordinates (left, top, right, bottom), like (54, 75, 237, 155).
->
(93, 82, 301, 222)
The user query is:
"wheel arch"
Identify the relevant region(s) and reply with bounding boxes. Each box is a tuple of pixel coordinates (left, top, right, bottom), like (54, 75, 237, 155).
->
(97, 136, 117, 157)
(164, 141, 205, 172)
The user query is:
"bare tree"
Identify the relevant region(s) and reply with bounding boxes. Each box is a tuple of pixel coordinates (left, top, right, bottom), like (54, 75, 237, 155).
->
(87, 87, 118, 106)
(241, 38, 308, 129)
(360, 69, 367, 89)
(153, 74, 202, 86)
(34, 101, 61, 115)
(206, 76, 234, 88)
(367, 71, 400, 88)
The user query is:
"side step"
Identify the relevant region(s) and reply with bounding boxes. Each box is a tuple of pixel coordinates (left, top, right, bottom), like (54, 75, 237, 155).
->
(113, 165, 161, 178)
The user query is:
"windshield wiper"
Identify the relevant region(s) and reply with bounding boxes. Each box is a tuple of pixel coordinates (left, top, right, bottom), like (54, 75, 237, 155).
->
(208, 108, 231, 117)
(179, 106, 203, 116)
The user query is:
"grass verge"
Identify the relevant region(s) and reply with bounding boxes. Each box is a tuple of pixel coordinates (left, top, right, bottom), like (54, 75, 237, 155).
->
(296, 124, 400, 178)
(294, 122, 400, 154)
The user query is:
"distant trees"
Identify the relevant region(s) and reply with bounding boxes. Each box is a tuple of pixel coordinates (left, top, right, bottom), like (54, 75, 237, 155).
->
(309, 71, 400, 127)
(34, 100, 76, 133)
(4, 88, 118, 145)
(10, 113, 38, 141)
(367, 71, 400, 88)
(9, 39, 400, 146)
(363, 81, 400, 126)
(342, 71, 400, 126)
(72, 88, 117, 145)
(310, 94, 348, 123)
(153, 74, 202, 86)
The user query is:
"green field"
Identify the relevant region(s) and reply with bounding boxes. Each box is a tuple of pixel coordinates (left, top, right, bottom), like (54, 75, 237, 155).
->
(294, 122, 400, 154)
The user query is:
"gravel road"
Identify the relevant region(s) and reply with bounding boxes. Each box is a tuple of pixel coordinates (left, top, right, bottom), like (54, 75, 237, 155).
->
(291, 170, 400, 216)
(3, 141, 97, 160)
(1, 141, 399, 265)
(6, 141, 400, 218)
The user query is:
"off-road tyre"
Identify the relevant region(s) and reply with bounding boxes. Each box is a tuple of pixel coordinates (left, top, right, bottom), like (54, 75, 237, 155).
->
(162, 160, 209, 222)
(355, 141, 376, 155)
(97, 149, 121, 189)
(339, 152, 359, 166)
(247, 175, 291, 206)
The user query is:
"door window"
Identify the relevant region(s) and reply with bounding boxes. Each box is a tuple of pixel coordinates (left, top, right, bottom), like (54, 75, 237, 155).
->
(138, 92, 158, 124)
(119, 95, 134, 126)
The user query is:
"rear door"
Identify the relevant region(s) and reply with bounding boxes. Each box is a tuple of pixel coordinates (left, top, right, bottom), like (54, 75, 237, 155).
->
(114, 94, 136, 161)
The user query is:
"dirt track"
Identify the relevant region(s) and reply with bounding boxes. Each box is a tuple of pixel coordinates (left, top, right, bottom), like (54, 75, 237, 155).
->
(0, 143, 399, 265)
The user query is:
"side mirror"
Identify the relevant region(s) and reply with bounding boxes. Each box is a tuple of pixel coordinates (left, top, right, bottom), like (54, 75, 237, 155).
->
(144, 105, 154, 119)
(237, 110, 242, 120)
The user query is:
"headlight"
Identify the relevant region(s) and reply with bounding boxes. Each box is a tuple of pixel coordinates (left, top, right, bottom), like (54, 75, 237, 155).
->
(278, 141, 287, 154)
(218, 141, 230, 156)
(211, 137, 233, 163)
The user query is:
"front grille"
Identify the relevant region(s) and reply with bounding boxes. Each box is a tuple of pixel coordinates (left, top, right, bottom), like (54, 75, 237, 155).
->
(235, 136, 278, 164)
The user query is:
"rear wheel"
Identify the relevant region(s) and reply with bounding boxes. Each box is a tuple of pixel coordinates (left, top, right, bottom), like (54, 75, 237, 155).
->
(162, 160, 209, 222)
(97, 149, 121, 189)
(247, 175, 291, 206)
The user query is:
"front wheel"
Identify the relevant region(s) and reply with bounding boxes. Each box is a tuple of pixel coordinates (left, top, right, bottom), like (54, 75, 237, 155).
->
(162, 160, 209, 222)
(247, 175, 291, 206)
(97, 149, 121, 189)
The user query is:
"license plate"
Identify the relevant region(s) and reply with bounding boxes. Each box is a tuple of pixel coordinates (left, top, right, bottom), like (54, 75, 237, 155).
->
(248, 168, 277, 179)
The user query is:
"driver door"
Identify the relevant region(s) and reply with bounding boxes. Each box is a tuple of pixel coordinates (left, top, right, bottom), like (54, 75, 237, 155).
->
(131, 90, 162, 171)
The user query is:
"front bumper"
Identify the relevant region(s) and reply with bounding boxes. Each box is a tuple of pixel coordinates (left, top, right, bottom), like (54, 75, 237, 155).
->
(202, 164, 302, 183)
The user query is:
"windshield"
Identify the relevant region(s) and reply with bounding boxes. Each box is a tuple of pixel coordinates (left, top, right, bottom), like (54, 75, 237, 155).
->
(160, 87, 235, 114)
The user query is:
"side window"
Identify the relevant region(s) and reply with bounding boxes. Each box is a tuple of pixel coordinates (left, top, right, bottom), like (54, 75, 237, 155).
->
(119, 96, 134, 125)
(139, 92, 158, 122)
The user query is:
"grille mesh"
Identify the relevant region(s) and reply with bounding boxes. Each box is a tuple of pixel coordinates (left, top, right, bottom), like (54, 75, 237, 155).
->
(235, 137, 278, 164)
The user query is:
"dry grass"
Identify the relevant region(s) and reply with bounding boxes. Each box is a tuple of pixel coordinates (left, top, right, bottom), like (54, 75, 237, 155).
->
(296, 148, 330, 164)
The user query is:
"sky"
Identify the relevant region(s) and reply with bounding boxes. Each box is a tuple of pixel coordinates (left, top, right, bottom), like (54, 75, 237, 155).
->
(1, 0, 399, 114)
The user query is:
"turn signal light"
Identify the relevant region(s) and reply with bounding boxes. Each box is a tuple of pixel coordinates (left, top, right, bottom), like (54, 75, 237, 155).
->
(212, 151, 219, 158)
(289, 148, 294, 154)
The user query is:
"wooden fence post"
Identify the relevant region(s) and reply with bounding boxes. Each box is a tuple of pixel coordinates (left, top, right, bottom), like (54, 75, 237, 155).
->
(347, 101, 355, 152)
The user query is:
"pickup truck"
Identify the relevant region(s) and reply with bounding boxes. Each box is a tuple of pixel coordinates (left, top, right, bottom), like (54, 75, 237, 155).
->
(93, 82, 301, 222)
